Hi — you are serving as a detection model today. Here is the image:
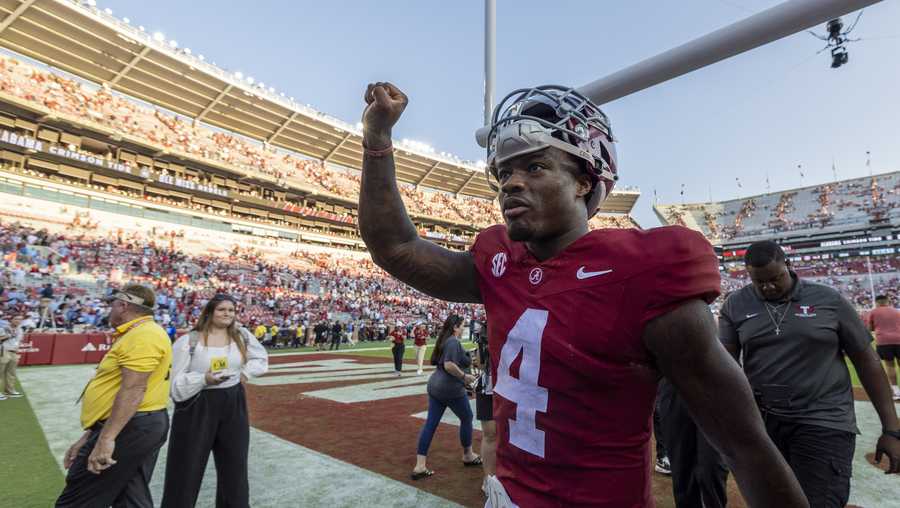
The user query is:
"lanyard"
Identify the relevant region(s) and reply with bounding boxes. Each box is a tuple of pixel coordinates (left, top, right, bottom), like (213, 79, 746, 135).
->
(76, 317, 154, 404)
(110, 316, 154, 342)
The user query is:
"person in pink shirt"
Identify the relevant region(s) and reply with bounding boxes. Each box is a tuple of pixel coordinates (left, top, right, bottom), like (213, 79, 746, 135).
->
(868, 295, 900, 400)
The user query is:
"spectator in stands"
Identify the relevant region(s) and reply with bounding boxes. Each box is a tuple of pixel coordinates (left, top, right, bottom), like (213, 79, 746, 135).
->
(314, 321, 329, 351)
(164, 321, 177, 343)
(411, 314, 480, 480)
(390, 322, 405, 376)
(720, 241, 900, 505)
(329, 320, 343, 351)
(163, 293, 268, 508)
(292, 323, 304, 348)
(413, 324, 428, 375)
(473, 322, 497, 494)
(0, 314, 25, 399)
(56, 284, 170, 508)
(867, 295, 900, 401)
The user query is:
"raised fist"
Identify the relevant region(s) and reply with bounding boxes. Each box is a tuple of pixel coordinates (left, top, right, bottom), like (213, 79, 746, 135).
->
(362, 82, 408, 143)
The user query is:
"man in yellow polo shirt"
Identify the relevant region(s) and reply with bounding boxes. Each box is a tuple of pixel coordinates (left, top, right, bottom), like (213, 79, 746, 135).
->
(56, 284, 172, 508)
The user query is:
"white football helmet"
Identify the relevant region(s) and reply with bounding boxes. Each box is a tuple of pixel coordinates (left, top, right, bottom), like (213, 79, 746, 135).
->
(484, 85, 618, 217)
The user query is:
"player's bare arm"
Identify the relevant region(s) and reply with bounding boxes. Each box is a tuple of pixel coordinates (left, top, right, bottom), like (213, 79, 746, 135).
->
(643, 299, 809, 508)
(358, 82, 481, 303)
(845, 345, 900, 473)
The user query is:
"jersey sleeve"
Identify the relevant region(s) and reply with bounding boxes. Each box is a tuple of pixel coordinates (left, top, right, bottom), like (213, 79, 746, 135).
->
(633, 227, 722, 327)
(718, 295, 739, 348)
(835, 291, 873, 354)
(469, 225, 507, 290)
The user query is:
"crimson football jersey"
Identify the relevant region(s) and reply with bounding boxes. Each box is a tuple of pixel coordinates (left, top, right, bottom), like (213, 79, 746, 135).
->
(470, 225, 720, 507)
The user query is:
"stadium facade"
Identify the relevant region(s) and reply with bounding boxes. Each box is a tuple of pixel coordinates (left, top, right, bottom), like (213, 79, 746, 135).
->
(0, 0, 640, 254)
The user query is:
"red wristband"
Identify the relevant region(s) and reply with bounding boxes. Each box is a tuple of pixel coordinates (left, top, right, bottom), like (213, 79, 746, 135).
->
(362, 141, 393, 158)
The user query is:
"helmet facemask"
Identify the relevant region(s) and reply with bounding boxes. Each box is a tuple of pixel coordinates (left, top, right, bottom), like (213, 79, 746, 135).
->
(485, 86, 618, 217)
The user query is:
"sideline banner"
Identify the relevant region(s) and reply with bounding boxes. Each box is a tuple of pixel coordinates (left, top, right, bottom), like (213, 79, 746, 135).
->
(17, 333, 55, 366)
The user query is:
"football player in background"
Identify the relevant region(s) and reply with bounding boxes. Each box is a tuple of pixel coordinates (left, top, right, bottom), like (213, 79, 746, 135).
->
(357, 82, 807, 507)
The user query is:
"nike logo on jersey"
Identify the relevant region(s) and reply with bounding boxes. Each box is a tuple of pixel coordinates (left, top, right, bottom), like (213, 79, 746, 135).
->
(746, 313, 759, 319)
(576, 267, 613, 280)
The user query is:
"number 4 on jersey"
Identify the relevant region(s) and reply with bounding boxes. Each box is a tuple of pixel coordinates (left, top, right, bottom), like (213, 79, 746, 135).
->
(494, 308, 550, 458)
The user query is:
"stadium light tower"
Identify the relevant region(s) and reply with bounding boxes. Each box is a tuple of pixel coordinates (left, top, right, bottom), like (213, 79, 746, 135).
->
(475, 0, 884, 146)
(484, 0, 496, 127)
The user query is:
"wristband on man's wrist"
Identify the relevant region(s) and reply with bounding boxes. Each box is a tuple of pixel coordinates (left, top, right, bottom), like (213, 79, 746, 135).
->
(362, 140, 393, 158)
(883, 428, 900, 440)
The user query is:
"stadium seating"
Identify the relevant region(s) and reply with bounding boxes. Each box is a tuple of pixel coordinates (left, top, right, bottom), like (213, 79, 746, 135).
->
(0, 217, 484, 332)
(656, 172, 900, 242)
(0, 55, 514, 228)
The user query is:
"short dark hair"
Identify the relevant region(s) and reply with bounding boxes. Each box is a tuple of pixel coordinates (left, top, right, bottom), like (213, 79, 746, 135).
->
(744, 241, 786, 268)
(875, 294, 889, 303)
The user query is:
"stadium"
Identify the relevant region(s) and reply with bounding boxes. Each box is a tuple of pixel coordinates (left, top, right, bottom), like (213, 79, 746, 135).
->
(1, 1, 898, 507)
(656, 170, 900, 309)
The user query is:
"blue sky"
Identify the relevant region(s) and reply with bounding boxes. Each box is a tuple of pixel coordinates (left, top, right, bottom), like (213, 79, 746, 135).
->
(98, 0, 900, 227)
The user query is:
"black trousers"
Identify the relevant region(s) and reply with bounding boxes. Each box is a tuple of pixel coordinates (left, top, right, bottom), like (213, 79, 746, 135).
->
(162, 384, 250, 508)
(330, 336, 341, 350)
(56, 410, 168, 508)
(653, 392, 667, 459)
(392, 343, 405, 372)
(763, 414, 855, 508)
(659, 380, 729, 508)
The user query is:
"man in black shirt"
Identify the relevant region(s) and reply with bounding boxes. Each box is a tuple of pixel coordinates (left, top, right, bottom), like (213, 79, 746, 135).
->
(720, 241, 900, 506)
(330, 322, 343, 351)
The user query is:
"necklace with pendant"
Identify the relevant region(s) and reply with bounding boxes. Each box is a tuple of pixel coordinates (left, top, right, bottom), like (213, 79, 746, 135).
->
(764, 301, 791, 336)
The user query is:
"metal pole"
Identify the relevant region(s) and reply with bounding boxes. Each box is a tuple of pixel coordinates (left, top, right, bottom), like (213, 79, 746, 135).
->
(477, 0, 883, 147)
(484, 0, 496, 126)
(867, 256, 876, 307)
(577, 0, 883, 105)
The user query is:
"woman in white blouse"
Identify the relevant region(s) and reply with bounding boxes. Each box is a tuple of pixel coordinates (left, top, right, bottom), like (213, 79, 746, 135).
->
(161, 294, 267, 508)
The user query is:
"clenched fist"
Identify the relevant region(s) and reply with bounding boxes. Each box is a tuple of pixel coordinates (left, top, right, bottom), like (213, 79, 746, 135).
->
(362, 82, 408, 147)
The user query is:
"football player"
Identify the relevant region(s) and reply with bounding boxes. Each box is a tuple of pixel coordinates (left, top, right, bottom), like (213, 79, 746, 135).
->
(357, 82, 807, 507)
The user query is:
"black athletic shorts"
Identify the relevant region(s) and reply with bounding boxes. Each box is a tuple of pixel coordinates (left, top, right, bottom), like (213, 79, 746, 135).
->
(476, 391, 493, 421)
(877, 344, 900, 361)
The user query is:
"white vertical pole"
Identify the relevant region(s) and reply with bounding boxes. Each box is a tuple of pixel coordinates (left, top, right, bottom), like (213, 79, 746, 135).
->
(867, 255, 876, 307)
(484, 0, 496, 126)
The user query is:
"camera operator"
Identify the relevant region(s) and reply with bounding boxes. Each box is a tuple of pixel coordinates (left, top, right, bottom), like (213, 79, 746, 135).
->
(473, 321, 497, 493)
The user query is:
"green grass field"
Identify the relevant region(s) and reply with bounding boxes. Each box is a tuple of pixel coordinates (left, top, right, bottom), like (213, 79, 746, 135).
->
(0, 379, 65, 508)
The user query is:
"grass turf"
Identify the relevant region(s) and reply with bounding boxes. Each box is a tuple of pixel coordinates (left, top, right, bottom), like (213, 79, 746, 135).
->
(0, 379, 65, 508)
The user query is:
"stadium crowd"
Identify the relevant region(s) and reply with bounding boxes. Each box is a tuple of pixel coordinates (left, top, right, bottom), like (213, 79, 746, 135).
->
(0, 55, 514, 228)
(4, 210, 899, 345)
(0, 219, 482, 339)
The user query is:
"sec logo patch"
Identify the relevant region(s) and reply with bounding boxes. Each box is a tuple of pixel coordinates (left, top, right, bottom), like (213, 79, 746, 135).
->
(491, 252, 507, 278)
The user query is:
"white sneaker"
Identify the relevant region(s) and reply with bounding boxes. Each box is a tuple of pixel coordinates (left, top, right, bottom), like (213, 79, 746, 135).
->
(0, 394, 7, 401)
(655, 456, 672, 475)
(5, 391, 22, 398)
(417, 370, 423, 376)
(892, 387, 900, 401)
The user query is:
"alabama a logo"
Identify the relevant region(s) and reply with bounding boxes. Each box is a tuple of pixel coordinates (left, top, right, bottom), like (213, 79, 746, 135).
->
(529, 267, 543, 285)
(491, 252, 507, 278)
